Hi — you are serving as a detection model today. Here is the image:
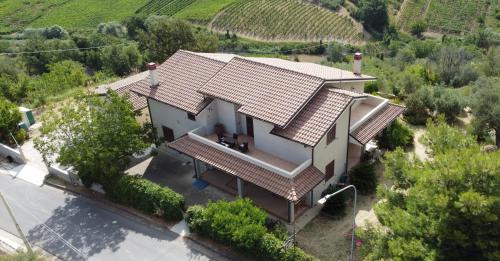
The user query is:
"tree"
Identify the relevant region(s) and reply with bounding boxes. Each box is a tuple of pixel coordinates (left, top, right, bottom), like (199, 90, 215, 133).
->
(0, 98, 22, 143)
(410, 20, 427, 37)
(101, 44, 142, 76)
(140, 18, 196, 63)
(22, 37, 80, 74)
(326, 43, 344, 62)
(433, 86, 465, 123)
(377, 119, 413, 150)
(193, 31, 219, 53)
(358, 0, 389, 33)
(428, 45, 478, 87)
(360, 120, 500, 261)
(470, 77, 500, 146)
(35, 92, 148, 187)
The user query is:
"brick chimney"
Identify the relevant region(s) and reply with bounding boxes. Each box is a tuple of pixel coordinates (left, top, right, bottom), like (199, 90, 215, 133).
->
(148, 62, 159, 87)
(353, 52, 362, 75)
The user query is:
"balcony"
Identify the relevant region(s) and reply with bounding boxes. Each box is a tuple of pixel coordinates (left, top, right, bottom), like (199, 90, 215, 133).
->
(350, 95, 387, 131)
(188, 127, 311, 178)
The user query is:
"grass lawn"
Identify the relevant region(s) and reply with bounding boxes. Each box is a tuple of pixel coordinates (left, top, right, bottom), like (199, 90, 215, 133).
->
(174, 0, 239, 23)
(30, 0, 148, 29)
(0, 0, 68, 33)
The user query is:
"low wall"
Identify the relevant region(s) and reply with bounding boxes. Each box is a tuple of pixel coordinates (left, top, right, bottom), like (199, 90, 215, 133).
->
(48, 165, 82, 186)
(0, 143, 25, 164)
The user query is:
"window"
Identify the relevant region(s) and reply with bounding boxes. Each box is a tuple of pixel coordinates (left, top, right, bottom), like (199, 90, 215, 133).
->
(327, 124, 336, 144)
(162, 126, 175, 142)
(325, 160, 335, 181)
(187, 112, 196, 121)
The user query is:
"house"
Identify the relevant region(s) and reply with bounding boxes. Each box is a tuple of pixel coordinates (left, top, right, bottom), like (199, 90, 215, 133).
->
(123, 50, 404, 223)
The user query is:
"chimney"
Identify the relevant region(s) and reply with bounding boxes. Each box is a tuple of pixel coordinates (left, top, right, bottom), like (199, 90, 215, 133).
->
(148, 62, 159, 87)
(353, 52, 362, 75)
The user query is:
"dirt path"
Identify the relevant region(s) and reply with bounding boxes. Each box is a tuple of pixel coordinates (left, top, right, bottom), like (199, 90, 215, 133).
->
(411, 125, 429, 161)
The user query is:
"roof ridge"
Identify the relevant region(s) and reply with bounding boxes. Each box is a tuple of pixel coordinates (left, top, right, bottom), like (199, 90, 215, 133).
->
(180, 50, 234, 65)
(234, 56, 324, 81)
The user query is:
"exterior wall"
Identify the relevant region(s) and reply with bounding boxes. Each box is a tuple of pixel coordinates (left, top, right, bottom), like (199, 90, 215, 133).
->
(149, 98, 203, 139)
(311, 104, 351, 202)
(198, 101, 218, 134)
(239, 113, 247, 135)
(253, 119, 311, 164)
(216, 99, 238, 135)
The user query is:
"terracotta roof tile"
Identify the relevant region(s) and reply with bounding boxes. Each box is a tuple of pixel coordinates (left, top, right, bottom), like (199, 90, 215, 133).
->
(95, 71, 149, 111)
(351, 104, 406, 144)
(131, 50, 227, 114)
(168, 136, 324, 202)
(198, 57, 325, 127)
(271, 88, 353, 146)
(330, 88, 367, 98)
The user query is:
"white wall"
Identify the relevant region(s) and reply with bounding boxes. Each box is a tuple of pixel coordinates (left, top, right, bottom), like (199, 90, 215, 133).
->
(327, 81, 366, 93)
(216, 99, 238, 135)
(311, 103, 351, 202)
(253, 119, 311, 164)
(198, 101, 218, 134)
(149, 99, 203, 139)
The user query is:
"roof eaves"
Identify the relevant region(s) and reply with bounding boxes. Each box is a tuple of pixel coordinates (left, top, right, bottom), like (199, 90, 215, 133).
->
(312, 95, 355, 148)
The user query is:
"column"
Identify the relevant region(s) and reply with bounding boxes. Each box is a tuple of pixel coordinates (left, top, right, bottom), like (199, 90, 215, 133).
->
(288, 201, 295, 223)
(193, 159, 199, 179)
(237, 178, 244, 197)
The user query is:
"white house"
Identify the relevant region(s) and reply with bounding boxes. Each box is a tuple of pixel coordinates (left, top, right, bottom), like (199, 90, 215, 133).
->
(125, 50, 404, 222)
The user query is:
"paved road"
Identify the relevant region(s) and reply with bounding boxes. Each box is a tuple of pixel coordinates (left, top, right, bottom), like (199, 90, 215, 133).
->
(0, 174, 229, 261)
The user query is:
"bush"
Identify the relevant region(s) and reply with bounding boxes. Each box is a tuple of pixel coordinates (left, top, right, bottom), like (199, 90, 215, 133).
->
(364, 80, 380, 93)
(433, 87, 465, 123)
(0, 98, 22, 143)
(321, 184, 347, 218)
(14, 129, 28, 144)
(349, 162, 377, 195)
(404, 87, 434, 125)
(186, 199, 317, 261)
(106, 175, 184, 221)
(326, 43, 344, 62)
(410, 20, 427, 37)
(377, 119, 414, 150)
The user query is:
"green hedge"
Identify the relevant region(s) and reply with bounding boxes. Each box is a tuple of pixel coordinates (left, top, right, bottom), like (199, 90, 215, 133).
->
(106, 175, 185, 221)
(186, 199, 318, 261)
(349, 162, 377, 195)
(377, 119, 414, 150)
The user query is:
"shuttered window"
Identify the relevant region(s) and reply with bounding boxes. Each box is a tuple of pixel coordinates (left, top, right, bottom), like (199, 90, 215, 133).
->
(325, 160, 335, 181)
(327, 124, 336, 144)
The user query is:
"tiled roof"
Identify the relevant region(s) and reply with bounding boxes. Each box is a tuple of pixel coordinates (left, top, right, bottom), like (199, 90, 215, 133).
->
(95, 71, 149, 111)
(131, 50, 227, 114)
(184, 51, 236, 63)
(199, 57, 325, 127)
(244, 57, 376, 81)
(350, 104, 406, 145)
(271, 88, 354, 146)
(168, 136, 324, 202)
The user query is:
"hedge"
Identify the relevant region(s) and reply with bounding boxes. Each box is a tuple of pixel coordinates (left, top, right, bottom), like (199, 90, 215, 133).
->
(186, 199, 318, 261)
(106, 175, 185, 221)
(349, 162, 377, 195)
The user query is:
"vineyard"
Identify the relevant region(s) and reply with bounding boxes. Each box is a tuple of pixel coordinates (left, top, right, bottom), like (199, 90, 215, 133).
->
(30, 0, 148, 28)
(210, 0, 364, 43)
(0, 0, 69, 33)
(173, 0, 239, 24)
(136, 0, 196, 17)
(397, 0, 493, 33)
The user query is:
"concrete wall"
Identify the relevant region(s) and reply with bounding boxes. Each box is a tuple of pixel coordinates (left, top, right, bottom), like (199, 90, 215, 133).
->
(253, 119, 311, 165)
(216, 99, 238, 135)
(49, 165, 82, 186)
(311, 103, 351, 202)
(148, 99, 203, 139)
(0, 143, 25, 163)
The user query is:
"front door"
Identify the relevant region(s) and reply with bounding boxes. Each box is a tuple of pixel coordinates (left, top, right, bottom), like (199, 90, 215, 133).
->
(162, 126, 175, 142)
(246, 116, 254, 137)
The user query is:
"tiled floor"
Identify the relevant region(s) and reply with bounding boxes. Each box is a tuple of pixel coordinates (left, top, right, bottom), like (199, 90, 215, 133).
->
(205, 133, 298, 171)
(351, 103, 376, 125)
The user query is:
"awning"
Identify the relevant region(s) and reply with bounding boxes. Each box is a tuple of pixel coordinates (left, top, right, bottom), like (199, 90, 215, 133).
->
(350, 104, 405, 145)
(168, 136, 324, 202)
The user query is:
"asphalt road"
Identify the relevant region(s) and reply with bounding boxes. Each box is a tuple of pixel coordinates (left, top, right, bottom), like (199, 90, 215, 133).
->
(0, 174, 229, 261)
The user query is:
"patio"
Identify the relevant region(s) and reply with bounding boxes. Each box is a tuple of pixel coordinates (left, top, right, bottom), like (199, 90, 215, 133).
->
(205, 133, 298, 172)
(200, 169, 308, 221)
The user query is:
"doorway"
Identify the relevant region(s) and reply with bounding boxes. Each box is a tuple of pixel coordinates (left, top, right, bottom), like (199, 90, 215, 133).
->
(246, 116, 254, 137)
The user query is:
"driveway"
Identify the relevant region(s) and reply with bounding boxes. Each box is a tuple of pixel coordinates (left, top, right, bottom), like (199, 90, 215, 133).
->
(127, 148, 233, 207)
(0, 174, 231, 261)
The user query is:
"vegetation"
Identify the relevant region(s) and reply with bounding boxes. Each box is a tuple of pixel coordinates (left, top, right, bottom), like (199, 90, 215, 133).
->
(320, 184, 348, 218)
(470, 77, 500, 145)
(173, 0, 239, 23)
(360, 119, 500, 260)
(0, 250, 47, 261)
(0, 98, 22, 144)
(348, 162, 377, 195)
(35, 92, 149, 187)
(136, 0, 197, 17)
(357, 0, 389, 33)
(377, 119, 414, 150)
(106, 175, 185, 221)
(186, 199, 317, 261)
(210, 0, 363, 43)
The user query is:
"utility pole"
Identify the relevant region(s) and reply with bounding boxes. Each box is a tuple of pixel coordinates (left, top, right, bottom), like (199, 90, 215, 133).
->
(0, 192, 33, 254)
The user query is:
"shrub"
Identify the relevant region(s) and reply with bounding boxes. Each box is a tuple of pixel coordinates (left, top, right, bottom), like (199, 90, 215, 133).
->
(0, 98, 22, 143)
(433, 87, 465, 123)
(349, 162, 377, 195)
(410, 20, 427, 37)
(321, 184, 347, 218)
(186, 199, 317, 261)
(404, 87, 434, 125)
(106, 175, 184, 221)
(364, 80, 380, 93)
(326, 43, 344, 63)
(377, 119, 414, 150)
(14, 129, 28, 144)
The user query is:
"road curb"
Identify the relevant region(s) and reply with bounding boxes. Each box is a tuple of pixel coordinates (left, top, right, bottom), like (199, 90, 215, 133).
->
(44, 180, 243, 261)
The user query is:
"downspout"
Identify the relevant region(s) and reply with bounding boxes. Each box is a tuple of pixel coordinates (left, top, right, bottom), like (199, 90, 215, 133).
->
(345, 101, 354, 176)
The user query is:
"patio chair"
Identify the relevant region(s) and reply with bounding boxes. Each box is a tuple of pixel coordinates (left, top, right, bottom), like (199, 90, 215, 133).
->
(239, 142, 249, 153)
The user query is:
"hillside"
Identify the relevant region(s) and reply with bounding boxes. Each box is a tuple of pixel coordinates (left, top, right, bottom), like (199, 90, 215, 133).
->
(397, 0, 497, 33)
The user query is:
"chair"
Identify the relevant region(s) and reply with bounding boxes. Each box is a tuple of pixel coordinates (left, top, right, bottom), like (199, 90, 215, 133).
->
(239, 142, 249, 153)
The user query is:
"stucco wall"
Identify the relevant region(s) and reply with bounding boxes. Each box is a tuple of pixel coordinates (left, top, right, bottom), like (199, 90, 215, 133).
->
(312, 103, 351, 202)
(148, 99, 203, 139)
(216, 99, 238, 135)
(253, 119, 311, 165)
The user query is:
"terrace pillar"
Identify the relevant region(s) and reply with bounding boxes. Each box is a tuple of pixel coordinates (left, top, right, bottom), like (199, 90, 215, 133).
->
(288, 201, 295, 223)
(193, 159, 199, 179)
(237, 178, 244, 197)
